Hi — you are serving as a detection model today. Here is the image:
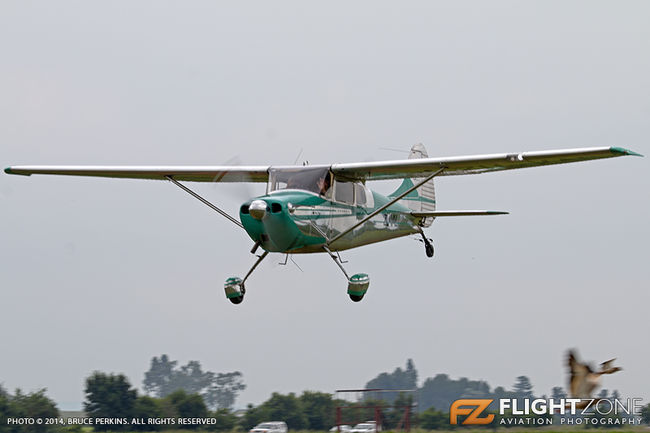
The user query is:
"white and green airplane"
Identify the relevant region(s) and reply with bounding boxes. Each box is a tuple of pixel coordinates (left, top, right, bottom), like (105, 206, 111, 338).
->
(5, 144, 641, 304)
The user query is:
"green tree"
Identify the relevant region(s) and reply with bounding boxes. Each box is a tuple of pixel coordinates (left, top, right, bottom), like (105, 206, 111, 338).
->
(241, 393, 309, 430)
(165, 390, 208, 427)
(84, 371, 137, 431)
(384, 393, 415, 430)
(143, 355, 245, 410)
(204, 372, 246, 410)
(512, 376, 534, 399)
(299, 391, 335, 430)
(207, 408, 239, 432)
(0, 385, 10, 433)
(347, 397, 388, 426)
(418, 374, 490, 412)
(263, 393, 307, 430)
(551, 386, 566, 400)
(241, 403, 270, 430)
(640, 403, 650, 424)
(132, 396, 163, 431)
(405, 359, 418, 389)
(177, 361, 213, 395)
(143, 355, 178, 397)
(419, 407, 448, 430)
(1, 388, 58, 433)
(365, 359, 418, 403)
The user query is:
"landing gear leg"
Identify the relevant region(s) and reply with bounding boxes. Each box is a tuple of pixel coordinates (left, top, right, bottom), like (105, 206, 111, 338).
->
(417, 227, 434, 258)
(323, 246, 370, 302)
(224, 250, 269, 305)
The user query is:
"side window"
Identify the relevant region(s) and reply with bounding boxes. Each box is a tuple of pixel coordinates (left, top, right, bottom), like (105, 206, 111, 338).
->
(324, 182, 333, 199)
(354, 184, 366, 205)
(335, 180, 354, 204)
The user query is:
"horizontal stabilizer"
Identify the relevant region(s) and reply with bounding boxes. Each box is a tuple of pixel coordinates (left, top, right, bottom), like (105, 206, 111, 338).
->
(411, 210, 509, 217)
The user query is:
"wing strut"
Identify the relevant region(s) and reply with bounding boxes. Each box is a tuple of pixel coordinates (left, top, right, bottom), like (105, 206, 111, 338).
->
(166, 176, 244, 229)
(327, 167, 446, 246)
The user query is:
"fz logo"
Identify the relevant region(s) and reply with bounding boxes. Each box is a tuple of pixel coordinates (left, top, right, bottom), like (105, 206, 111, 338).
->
(449, 399, 495, 425)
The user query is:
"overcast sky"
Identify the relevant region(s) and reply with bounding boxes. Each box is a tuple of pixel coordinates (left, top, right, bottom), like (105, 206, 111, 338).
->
(1, 1, 648, 411)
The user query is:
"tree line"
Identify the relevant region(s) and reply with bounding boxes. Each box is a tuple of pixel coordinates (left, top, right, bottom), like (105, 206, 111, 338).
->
(142, 355, 245, 410)
(2, 357, 650, 432)
(365, 359, 624, 412)
(0, 386, 58, 433)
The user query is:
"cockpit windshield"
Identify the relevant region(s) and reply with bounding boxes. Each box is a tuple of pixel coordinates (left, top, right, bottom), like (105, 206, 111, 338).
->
(268, 167, 332, 196)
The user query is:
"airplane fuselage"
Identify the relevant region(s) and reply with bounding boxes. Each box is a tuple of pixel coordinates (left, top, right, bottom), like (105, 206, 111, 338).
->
(239, 189, 420, 254)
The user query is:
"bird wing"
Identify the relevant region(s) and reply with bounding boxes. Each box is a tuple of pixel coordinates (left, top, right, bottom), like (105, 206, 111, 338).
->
(600, 358, 616, 371)
(567, 350, 590, 398)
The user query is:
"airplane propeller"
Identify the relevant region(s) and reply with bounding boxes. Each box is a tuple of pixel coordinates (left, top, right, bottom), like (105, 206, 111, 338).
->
(210, 155, 255, 202)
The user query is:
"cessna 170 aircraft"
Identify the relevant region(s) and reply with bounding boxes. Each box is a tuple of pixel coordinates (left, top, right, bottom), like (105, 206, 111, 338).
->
(5, 144, 641, 304)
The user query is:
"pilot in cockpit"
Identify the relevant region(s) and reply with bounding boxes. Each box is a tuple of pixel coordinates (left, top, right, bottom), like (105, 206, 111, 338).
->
(316, 174, 331, 196)
(281, 169, 331, 196)
(285, 176, 300, 190)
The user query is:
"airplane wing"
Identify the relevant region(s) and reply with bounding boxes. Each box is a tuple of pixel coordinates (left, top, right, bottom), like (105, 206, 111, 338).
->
(4, 147, 641, 183)
(4, 165, 270, 183)
(331, 146, 641, 181)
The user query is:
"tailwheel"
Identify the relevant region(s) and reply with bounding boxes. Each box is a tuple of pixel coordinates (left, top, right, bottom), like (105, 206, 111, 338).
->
(417, 227, 434, 258)
(224, 277, 245, 305)
(425, 241, 434, 258)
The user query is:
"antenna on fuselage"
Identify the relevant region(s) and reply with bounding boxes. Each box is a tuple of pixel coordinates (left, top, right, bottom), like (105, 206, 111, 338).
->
(293, 148, 304, 165)
(292, 147, 310, 166)
(378, 147, 410, 154)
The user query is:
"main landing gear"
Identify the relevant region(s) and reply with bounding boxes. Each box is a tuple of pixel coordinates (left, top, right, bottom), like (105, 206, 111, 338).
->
(324, 246, 370, 302)
(224, 250, 269, 304)
(417, 227, 435, 258)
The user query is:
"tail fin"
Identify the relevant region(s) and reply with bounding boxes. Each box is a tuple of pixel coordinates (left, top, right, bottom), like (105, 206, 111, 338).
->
(389, 143, 436, 227)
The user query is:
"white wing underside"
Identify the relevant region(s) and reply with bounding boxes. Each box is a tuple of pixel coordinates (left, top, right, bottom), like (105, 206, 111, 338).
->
(5, 147, 640, 182)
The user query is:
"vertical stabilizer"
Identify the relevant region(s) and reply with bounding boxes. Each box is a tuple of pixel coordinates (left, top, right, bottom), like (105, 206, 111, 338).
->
(389, 143, 436, 226)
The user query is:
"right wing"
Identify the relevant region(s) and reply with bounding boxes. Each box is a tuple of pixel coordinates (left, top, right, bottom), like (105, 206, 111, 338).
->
(4, 165, 270, 183)
(332, 146, 642, 181)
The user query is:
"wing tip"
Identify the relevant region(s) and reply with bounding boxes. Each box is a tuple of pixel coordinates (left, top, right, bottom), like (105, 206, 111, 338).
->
(610, 147, 643, 157)
(5, 166, 30, 176)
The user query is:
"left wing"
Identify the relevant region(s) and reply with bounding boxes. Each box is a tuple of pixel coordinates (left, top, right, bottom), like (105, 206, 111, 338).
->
(4, 165, 270, 182)
(332, 146, 641, 181)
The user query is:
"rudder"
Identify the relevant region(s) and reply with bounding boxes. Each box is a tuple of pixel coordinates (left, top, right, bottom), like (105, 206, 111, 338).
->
(388, 143, 436, 227)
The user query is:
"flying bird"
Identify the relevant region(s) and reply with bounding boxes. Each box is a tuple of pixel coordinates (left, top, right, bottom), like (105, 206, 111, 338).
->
(566, 349, 622, 408)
